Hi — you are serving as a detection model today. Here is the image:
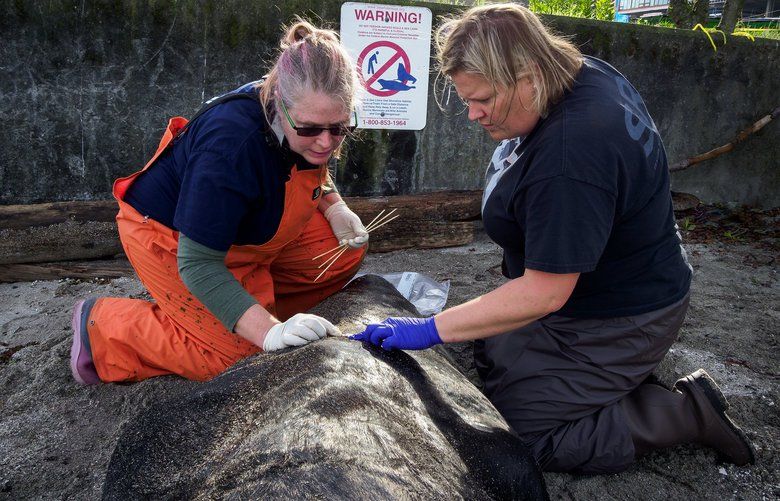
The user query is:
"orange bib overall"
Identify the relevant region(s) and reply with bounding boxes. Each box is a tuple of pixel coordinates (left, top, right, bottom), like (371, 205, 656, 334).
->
(86, 117, 364, 382)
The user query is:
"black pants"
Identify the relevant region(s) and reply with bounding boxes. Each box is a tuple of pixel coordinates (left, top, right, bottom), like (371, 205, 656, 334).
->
(474, 294, 690, 474)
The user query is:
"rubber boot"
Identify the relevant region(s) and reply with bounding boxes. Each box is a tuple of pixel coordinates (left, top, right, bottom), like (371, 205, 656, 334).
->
(70, 298, 101, 385)
(621, 369, 755, 465)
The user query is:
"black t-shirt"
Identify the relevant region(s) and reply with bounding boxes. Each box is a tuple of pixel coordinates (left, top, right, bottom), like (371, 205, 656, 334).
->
(482, 56, 692, 318)
(124, 82, 319, 252)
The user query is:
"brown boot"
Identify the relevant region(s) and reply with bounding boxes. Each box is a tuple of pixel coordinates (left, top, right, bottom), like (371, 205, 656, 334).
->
(673, 369, 755, 465)
(621, 369, 755, 465)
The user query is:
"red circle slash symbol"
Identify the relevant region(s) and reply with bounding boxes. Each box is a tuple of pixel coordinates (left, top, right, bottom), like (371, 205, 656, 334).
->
(357, 41, 412, 97)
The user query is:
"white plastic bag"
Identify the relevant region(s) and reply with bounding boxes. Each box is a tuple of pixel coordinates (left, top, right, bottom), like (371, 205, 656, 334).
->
(371, 272, 450, 316)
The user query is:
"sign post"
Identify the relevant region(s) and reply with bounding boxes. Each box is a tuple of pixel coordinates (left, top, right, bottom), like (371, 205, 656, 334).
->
(340, 2, 432, 130)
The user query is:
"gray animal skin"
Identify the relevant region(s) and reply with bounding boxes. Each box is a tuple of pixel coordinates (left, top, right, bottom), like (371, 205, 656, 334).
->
(102, 275, 548, 500)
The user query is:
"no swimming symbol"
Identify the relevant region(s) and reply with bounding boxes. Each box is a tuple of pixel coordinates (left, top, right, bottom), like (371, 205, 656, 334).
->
(357, 41, 418, 97)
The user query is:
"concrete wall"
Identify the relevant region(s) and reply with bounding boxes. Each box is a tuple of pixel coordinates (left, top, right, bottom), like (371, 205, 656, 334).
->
(1, 0, 778, 207)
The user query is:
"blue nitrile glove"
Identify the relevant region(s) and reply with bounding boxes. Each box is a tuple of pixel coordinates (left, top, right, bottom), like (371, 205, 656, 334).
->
(350, 317, 442, 351)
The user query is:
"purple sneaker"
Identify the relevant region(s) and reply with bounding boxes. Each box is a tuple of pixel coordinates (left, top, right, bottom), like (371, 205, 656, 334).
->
(70, 299, 101, 385)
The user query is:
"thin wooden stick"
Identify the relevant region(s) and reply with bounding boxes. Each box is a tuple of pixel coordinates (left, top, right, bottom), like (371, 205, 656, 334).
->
(318, 244, 349, 270)
(314, 246, 349, 282)
(366, 208, 398, 232)
(312, 242, 347, 261)
(316, 212, 400, 267)
(366, 208, 397, 231)
(311, 208, 402, 282)
(670, 106, 780, 172)
(312, 208, 398, 261)
(366, 214, 400, 233)
(364, 209, 386, 231)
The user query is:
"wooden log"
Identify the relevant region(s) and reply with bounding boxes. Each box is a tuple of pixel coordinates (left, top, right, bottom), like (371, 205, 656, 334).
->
(0, 201, 118, 230)
(0, 221, 477, 282)
(0, 220, 124, 265)
(0, 191, 483, 230)
(368, 221, 477, 252)
(0, 259, 134, 283)
(0, 191, 483, 269)
(0, 187, 703, 271)
(346, 191, 482, 223)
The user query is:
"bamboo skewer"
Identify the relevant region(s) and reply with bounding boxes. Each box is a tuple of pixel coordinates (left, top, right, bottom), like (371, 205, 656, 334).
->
(318, 245, 349, 270)
(366, 208, 398, 232)
(312, 244, 346, 261)
(364, 209, 386, 231)
(311, 208, 400, 282)
(364, 213, 400, 233)
(314, 246, 349, 282)
(311, 208, 399, 263)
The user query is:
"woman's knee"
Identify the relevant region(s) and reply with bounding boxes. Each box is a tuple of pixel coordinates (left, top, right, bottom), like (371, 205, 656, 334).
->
(519, 406, 635, 474)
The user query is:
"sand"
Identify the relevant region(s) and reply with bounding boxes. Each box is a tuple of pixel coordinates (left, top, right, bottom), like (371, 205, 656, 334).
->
(0, 233, 777, 499)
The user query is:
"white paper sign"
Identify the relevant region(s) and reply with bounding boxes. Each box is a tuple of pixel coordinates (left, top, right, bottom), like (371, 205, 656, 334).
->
(340, 2, 432, 130)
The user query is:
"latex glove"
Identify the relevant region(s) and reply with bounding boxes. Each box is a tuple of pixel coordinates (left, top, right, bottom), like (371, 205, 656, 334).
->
(262, 313, 341, 351)
(323, 201, 368, 249)
(350, 317, 442, 351)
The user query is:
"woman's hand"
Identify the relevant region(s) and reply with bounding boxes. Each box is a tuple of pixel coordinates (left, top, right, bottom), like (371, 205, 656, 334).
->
(234, 305, 339, 351)
(262, 313, 341, 351)
(323, 200, 368, 248)
(350, 317, 442, 351)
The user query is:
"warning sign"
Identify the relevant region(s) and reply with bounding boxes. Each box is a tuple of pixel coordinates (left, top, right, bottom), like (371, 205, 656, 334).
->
(341, 2, 432, 130)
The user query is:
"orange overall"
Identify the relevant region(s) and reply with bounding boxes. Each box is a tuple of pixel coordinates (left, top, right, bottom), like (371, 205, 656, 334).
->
(86, 117, 365, 382)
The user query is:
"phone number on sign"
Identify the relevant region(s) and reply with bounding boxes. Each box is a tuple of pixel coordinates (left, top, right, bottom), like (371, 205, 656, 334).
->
(363, 119, 408, 127)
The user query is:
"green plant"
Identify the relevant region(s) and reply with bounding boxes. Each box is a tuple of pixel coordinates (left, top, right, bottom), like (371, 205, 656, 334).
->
(529, 0, 615, 21)
(633, 15, 779, 39)
(635, 17, 677, 28)
(723, 228, 747, 241)
(734, 19, 780, 40)
(680, 217, 697, 231)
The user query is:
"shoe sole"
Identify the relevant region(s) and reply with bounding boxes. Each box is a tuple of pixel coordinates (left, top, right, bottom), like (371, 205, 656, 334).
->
(679, 369, 756, 465)
(70, 300, 88, 385)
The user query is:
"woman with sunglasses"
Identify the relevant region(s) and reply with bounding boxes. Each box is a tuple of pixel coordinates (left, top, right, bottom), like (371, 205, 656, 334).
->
(69, 20, 367, 384)
(353, 5, 754, 474)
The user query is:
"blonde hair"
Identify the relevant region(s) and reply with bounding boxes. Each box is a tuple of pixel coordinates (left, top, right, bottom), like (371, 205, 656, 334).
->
(259, 19, 359, 121)
(258, 19, 358, 164)
(435, 4, 583, 118)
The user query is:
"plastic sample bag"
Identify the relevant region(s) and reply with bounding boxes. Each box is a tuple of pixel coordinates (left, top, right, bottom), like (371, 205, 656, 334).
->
(357, 272, 450, 316)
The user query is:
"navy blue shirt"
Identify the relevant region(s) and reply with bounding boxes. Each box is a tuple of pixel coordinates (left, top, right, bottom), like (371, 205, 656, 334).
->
(482, 57, 691, 318)
(124, 83, 319, 252)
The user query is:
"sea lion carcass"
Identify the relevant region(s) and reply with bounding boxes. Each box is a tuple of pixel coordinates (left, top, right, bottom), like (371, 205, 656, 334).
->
(102, 275, 548, 500)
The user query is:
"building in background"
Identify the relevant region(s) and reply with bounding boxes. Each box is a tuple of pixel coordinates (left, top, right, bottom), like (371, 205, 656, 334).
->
(615, 0, 778, 21)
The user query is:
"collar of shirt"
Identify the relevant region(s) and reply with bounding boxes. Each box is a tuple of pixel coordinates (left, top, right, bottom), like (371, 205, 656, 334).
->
(271, 113, 285, 145)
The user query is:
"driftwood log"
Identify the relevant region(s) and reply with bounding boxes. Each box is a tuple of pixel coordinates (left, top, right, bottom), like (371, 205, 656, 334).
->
(0, 260, 134, 283)
(0, 191, 482, 281)
(0, 190, 702, 283)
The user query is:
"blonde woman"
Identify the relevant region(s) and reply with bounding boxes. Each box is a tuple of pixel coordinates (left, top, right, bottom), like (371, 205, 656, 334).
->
(354, 5, 754, 473)
(70, 20, 367, 384)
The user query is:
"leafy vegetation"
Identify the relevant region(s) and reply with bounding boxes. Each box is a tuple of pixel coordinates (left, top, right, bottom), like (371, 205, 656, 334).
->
(735, 20, 780, 39)
(680, 217, 697, 231)
(676, 204, 780, 251)
(529, 0, 614, 20)
(629, 14, 778, 40)
(424, 0, 778, 39)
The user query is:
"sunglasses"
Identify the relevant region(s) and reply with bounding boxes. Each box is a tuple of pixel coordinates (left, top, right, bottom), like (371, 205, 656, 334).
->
(279, 98, 357, 137)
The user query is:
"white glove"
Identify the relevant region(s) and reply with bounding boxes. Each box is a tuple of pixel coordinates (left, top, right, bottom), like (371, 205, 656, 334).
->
(323, 201, 369, 249)
(262, 313, 341, 352)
